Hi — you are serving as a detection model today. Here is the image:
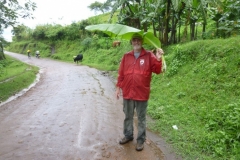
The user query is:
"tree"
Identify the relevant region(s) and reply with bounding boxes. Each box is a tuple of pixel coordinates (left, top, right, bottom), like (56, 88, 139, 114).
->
(32, 25, 47, 40)
(0, 37, 6, 60)
(44, 24, 65, 41)
(88, 1, 112, 14)
(79, 19, 91, 38)
(0, 0, 36, 35)
(101, 1, 113, 13)
(217, 0, 240, 37)
(0, 0, 36, 60)
(12, 24, 32, 41)
(63, 22, 81, 40)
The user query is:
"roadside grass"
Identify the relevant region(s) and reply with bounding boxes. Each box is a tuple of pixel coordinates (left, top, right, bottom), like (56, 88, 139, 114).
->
(148, 36, 240, 159)
(6, 36, 240, 159)
(0, 55, 39, 102)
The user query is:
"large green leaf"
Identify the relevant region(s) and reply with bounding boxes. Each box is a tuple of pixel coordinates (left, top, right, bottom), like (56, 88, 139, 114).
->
(143, 32, 161, 48)
(85, 24, 141, 37)
(85, 23, 161, 48)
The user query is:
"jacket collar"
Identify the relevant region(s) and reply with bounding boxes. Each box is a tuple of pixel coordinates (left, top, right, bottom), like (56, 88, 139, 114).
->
(129, 47, 147, 56)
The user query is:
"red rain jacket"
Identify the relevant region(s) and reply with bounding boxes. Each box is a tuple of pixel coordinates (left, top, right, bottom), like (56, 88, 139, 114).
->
(116, 48, 162, 101)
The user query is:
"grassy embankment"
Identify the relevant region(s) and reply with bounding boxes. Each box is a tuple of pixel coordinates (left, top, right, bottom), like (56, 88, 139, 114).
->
(0, 55, 39, 102)
(6, 36, 240, 160)
(148, 37, 240, 160)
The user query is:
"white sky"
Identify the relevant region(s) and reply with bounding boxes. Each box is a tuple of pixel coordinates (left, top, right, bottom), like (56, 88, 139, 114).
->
(3, 0, 106, 41)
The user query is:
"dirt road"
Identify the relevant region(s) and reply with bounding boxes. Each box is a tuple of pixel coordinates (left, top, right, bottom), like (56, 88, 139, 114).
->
(0, 52, 179, 160)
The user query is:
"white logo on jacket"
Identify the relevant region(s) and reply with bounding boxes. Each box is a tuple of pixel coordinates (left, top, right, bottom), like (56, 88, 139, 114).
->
(140, 59, 145, 65)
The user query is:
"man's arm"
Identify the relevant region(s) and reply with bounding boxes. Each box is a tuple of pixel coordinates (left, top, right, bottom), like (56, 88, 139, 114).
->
(115, 56, 125, 99)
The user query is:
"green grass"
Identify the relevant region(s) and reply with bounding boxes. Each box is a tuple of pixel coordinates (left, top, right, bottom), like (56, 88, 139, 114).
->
(0, 55, 39, 102)
(147, 36, 240, 159)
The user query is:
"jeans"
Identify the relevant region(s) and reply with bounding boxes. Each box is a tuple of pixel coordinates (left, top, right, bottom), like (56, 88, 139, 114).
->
(123, 99, 148, 144)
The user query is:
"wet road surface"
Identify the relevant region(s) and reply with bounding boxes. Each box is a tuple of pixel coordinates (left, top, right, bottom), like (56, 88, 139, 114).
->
(0, 52, 180, 160)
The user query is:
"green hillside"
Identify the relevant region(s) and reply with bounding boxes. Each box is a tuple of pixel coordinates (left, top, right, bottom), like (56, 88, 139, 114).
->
(148, 37, 240, 159)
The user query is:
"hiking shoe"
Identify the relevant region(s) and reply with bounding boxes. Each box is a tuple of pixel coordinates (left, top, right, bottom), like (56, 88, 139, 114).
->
(119, 137, 133, 144)
(136, 143, 144, 151)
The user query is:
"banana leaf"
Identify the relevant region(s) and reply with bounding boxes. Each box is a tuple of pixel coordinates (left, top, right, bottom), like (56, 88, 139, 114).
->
(85, 24, 161, 48)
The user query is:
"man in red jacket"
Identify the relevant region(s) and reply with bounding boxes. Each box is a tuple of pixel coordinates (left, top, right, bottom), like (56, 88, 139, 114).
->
(115, 33, 164, 151)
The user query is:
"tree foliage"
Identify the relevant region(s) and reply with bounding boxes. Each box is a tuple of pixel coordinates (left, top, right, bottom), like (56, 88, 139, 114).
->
(8, 0, 240, 47)
(0, 0, 36, 32)
(12, 24, 32, 41)
(13, 19, 92, 42)
(88, 1, 112, 14)
(0, 0, 36, 60)
(32, 25, 47, 40)
(104, 0, 239, 46)
(218, 0, 240, 37)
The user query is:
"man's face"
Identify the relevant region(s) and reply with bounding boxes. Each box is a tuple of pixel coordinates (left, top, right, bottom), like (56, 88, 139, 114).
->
(131, 38, 142, 50)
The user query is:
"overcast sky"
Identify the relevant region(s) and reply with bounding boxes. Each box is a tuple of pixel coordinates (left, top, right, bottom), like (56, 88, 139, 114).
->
(3, 0, 106, 41)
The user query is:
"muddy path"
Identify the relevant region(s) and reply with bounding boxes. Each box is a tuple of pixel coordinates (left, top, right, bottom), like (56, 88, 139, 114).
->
(0, 52, 180, 160)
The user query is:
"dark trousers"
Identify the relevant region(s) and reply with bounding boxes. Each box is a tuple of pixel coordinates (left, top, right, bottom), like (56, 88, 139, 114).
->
(123, 99, 148, 144)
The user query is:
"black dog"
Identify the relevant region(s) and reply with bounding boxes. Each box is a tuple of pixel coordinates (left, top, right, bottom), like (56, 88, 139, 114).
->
(73, 54, 83, 64)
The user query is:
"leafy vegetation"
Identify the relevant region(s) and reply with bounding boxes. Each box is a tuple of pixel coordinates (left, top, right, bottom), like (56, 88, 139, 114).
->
(87, 1, 112, 14)
(0, 55, 38, 102)
(106, 0, 240, 45)
(0, 0, 36, 31)
(2, 0, 239, 47)
(148, 36, 240, 159)
(0, 0, 36, 60)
